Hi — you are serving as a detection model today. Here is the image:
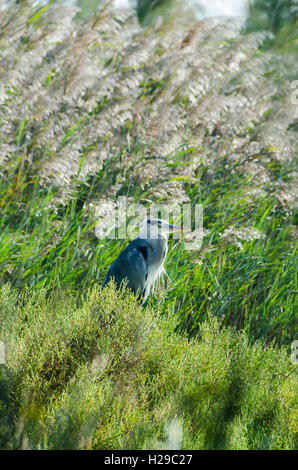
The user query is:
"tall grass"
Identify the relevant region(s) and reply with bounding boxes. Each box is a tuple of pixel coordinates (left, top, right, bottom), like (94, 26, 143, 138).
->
(0, 142, 296, 345)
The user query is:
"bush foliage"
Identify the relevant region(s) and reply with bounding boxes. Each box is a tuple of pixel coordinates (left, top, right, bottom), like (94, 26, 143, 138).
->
(0, 282, 297, 449)
(0, 0, 297, 449)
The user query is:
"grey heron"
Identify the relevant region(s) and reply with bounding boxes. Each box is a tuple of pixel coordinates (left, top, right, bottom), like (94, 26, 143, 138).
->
(101, 218, 187, 302)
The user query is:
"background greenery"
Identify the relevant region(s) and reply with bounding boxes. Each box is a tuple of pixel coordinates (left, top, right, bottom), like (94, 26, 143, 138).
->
(0, 0, 297, 449)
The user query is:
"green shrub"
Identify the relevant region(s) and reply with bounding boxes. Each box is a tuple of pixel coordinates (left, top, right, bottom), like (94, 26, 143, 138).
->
(0, 283, 296, 449)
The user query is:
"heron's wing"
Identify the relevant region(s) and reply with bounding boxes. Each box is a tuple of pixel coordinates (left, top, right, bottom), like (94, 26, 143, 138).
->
(102, 238, 151, 299)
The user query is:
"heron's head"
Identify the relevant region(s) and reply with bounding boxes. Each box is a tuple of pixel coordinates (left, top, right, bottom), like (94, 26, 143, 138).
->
(139, 218, 188, 239)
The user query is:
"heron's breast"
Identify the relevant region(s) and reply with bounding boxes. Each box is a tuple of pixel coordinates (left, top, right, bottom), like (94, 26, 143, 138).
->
(148, 248, 167, 282)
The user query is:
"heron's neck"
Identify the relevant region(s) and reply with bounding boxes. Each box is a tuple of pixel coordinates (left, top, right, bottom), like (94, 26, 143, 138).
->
(139, 224, 168, 241)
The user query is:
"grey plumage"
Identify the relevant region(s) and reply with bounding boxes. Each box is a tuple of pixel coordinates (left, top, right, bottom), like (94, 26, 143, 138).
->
(101, 218, 185, 302)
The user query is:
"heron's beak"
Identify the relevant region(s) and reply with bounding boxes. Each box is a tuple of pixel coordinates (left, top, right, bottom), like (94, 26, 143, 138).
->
(168, 223, 191, 232)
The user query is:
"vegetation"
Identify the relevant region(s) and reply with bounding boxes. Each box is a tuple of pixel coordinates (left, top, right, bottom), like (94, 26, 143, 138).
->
(0, 0, 297, 449)
(245, 0, 298, 34)
(135, 0, 182, 24)
(76, 0, 105, 20)
(245, 0, 298, 51)
(0, 282, 297, 449)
